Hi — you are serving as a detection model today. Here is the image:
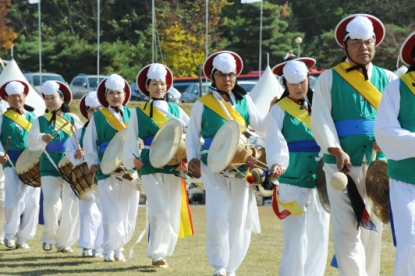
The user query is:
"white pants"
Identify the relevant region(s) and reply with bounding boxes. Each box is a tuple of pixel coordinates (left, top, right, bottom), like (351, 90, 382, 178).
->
(4, 167, 40, 241)
(390, 179, 415, 276)
(324, 163, 382, 276)
(141, 173, 182, 260)
(98, 175, 139, 254)
(78, 196, 103, 252)
(0, 170, 5, 240)
(41, 176, 80, 248)
(201, 163, 255, 276)
(278, 185, 330, 276)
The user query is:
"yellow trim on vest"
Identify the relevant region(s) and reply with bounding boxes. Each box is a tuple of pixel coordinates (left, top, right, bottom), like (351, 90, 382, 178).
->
(277, 97, 311, 129)
(43, 113, 74, 136)
(198, 93, 247, 127)
(3, 110, 32, 132)
(401, 72, 415, 96)
(275, 193, 305, 215)
(137, 103, 169, 128)
(100, 108, 128, 131)
(333, 62, 382, 110)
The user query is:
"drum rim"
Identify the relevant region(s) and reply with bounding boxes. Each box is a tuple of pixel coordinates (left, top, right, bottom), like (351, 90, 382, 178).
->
(15, 148, 43, 173)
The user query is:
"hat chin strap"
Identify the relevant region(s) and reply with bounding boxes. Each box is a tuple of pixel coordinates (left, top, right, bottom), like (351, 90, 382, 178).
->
(144, 97, 165, 118)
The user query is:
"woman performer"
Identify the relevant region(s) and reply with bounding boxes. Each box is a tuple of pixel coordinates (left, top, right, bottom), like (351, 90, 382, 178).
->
(65, 91, 103, 257)
(186, 51, 266, 276)
(83, 74, 140, 262)
(123, 63, 189, 268)
(28, 80, 81, 253)
(267, 58, 330, 276)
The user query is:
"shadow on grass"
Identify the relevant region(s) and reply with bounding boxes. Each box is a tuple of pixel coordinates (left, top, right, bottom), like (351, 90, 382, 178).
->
(0, 266, 157, 275)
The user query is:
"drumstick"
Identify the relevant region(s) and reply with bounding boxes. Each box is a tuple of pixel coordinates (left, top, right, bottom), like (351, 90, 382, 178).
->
(3, 136, 11, 156)
(51, 122, 69, 138)
(71, 126, 81, 149)
(114, 131, 140, 159)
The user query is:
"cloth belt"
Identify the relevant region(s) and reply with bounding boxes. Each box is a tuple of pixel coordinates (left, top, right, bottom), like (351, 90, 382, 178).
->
(142, 135, 155, 147)
(45, 140, 68, 152)
(287, 140, 320, 152)
(334, 119, 375, 138)
(203, 138, 213, 149)
(98, 141, 110, 153)
(7, 150, 23, 160)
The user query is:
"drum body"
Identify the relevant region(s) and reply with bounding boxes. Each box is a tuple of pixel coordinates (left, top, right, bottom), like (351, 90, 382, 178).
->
(71, 161, 98, 200)
(58, 156, 73, 184)
(15, 148, 42, 187)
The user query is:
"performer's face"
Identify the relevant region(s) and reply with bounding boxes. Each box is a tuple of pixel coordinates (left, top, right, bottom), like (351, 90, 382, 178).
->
(212, 70, 237, 93)
(87, 106, 101, 120)
(6, 93, 25, 110)
(344, 38, 376, 65)
(146, 79, 167, 98)
(44, 92, 64, 112)
(105, 89, 125, 107)
(287, 78, 309, 100)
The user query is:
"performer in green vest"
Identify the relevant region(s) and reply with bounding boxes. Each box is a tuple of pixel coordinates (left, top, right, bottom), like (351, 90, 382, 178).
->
(268, 58, 330, 276)
(122, 63, 190, 268)
(0, 81, 40, 249)
(374, 30, 415, 276)
(310, 14, 397, 275)
(28, 80, 82, 253)
(65, 91, 103, 258)
(83, 74, 140, 262)
(186, 51, 266, 276)
(0, 100, 4, 246)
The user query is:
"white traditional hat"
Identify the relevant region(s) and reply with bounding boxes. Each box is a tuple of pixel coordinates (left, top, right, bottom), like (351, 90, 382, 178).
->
(79, 91, 101, 119)
(136, 63, 173, 96)
(96, 74, 131, 107)
(0, 80, 29, 101)
(41, 80, 72, 104)
(203, 51, 243, 80)
(400, 31, 415, 66)
(272, 57, 316, 83)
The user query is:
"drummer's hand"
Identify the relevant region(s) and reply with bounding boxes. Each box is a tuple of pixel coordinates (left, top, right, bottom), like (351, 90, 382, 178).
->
(329, 147, 352, 174)
(75, 149, 84, 159)
(269, 164, 284, 179)
(42, 134, 53, 144)
(0, 154, 9, 164)
(269, 96, 279, 111)
(90, 164, 100, 173)
(373, 141, 381, 152)
(188, 158, 201, 178)
(134, 158, 144, 170)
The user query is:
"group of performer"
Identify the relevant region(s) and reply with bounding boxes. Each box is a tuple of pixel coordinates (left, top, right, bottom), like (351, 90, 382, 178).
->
(0, 12, 414, 276)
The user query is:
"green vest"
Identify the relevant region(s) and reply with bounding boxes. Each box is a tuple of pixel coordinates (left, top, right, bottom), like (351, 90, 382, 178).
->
(323, 65, 389, 166)
(279, 112, 319, 188)
(136, 103, 180, 175)
(94, 106, 132, 180)
(200, 96, 250, 168)
(79, 127, 86, 148)
(387, 78, 415, 185)
(38, 113, 74, 177)
(1, 111, 35, 169)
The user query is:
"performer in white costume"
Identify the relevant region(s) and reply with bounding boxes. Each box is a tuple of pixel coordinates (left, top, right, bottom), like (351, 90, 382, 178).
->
(0, 81, 41, 249)
(0, 102, 4, 245)
(65, 91, 103, 257)
(310, 14, 396, 276)
(28, 80, 81, 253)
(267, 58, 330, 276)
(374, 30, 415, 276)
(123, 63, 190, 268)
(84, 74, 139, 262)
(186, 51, 266, 276)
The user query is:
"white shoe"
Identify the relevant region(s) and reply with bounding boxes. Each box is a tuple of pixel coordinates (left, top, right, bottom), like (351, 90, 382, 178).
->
(0, 239, 4, 245)
(212, 268, 226, 276)
(80, 248, 93, 257)
(43, 242, 53, 251)
(58, 247, 74, 253)
(114, 251, 126, 262)
(104, 252, 115, 262)
(152, 258, 168, 268)
(92, 249, 103, 257)
(5, 239, 15, 249)
(16, 243, 30, 249)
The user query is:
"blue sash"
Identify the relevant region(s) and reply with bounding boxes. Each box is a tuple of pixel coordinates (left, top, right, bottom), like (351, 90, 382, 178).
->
(45, 141, 68, 152)
(8, 150, 23, 160)
(287, 140, 320, 152)
(142, 135, 155, 147)
(335, 119, 375, 138)
(203, 138, 213, 149)
(98, 141, 110, 153)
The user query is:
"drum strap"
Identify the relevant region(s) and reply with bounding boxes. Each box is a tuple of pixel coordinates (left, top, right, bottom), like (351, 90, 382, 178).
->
(100, 108, 128, 131)
(333, 62, 382, 110)
(43, 113, 74, 136)
(3, 110, 32, 132)
(401, 71, 415, 95)
(277, 97, 311, 129)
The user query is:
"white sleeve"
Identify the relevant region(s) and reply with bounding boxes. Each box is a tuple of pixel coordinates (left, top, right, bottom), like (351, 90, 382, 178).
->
(310, 70, 341, 154)
(179, 107, 190, 129)
(28, 118, 47, 151)
(83, 116, 99, 168)
(65, 128, 83, 166)
(246, 95, 267, 133)
(384, 69, 398, 82)
(374, 80, 415, 160)
(185, 101, 204, 161)
(265, 105, 289, 169)
(0, 116, 4, 155)
(123, 110, 140, 170)
(68, 113, 84, 129)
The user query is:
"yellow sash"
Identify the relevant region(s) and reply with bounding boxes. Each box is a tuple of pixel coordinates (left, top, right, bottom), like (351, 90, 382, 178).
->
(178, 178, 194, 238)
(100, 108, 128, 131)
(333, 62, 382, 110)
(198, 93, 247, 127)
(43, 113, 73, 136)
(277, 97, 311, 129)
(137, 103, 169, 128)
(3, 110, 32, 132)
(401, 72, 415, 96)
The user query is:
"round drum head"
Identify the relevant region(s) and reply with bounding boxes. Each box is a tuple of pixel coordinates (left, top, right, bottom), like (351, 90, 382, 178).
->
(316, 160, 330, 213)
(15, 148, 42, 174)
(208, 120, 241, 173)
(150, 119, 183, 168)
(101, 129, 127, 175)
(366, 160, 389, 224)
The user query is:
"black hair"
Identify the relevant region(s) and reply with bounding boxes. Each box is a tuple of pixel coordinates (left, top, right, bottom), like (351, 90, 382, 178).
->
(45, 102, 71, 113)
(211, 69, 247, 101)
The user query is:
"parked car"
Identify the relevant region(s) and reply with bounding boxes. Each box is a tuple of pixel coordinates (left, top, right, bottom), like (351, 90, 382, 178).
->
(69, 74, 107, 98)
(129, 83, 180, 103)
(23, 72, 67, 93)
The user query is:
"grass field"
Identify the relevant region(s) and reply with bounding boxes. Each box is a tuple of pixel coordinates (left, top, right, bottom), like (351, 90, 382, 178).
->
(0, 205, 395, 275)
